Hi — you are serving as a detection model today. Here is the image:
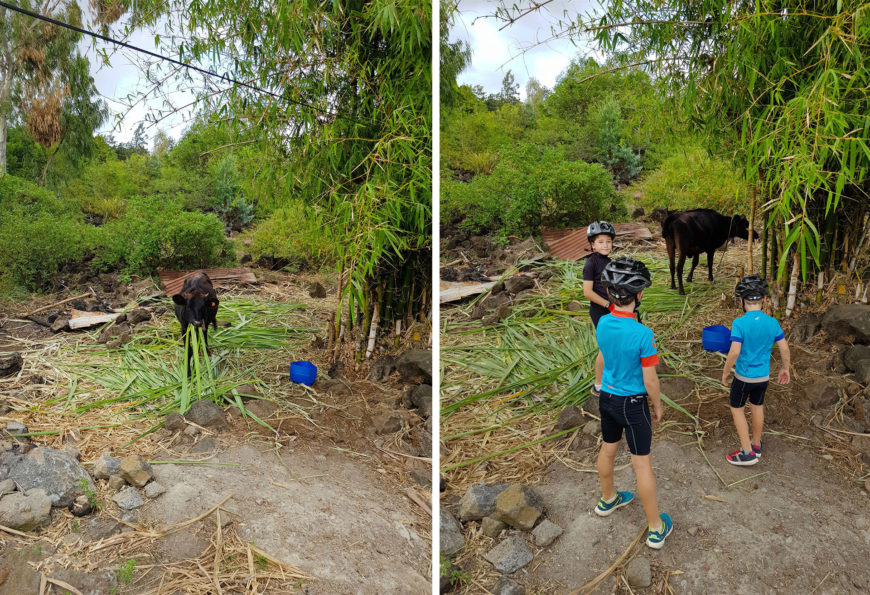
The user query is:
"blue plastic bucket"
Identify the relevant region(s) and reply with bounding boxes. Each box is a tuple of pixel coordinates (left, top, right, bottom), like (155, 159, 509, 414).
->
(289, 361, 317, 385)
(702, 325, 731, 354)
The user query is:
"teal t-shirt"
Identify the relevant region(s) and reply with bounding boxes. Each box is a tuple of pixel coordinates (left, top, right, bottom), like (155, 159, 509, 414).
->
(730, 311, 785, 380)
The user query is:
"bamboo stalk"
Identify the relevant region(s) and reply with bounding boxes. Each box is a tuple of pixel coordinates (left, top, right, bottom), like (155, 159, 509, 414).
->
(785, 253, 800, 319)
(365, 301, 380, 359)
(748, 188, 756, 274)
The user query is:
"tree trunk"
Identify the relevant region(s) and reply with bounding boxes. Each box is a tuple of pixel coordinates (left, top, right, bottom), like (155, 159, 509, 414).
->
(785, 253, 800, 319)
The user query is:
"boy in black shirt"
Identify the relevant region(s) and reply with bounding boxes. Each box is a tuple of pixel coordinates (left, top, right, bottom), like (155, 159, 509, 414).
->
(583, 221, 616, 396)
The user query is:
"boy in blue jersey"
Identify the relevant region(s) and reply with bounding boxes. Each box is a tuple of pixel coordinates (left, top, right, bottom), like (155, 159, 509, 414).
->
(593, 257, 673, 549)
(722, 275, 791, 465)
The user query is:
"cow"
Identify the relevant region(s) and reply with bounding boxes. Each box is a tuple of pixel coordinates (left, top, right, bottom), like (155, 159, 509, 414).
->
(662, 209, 758, 295)
(172, 271, 219, 375)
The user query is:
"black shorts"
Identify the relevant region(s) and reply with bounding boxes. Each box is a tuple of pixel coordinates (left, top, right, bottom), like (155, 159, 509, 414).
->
(590, 303, 609, 328)
(599, 391, 653, 456)
(729, 378, 769, 408)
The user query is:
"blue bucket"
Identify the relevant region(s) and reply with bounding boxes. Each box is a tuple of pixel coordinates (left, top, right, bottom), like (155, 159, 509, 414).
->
(702, 325, 731, 354)
(290, 361, 317, 385)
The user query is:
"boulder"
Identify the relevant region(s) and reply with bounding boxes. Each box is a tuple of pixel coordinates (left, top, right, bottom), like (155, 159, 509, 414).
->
(184, 400, 227, 429)
(821, 304, 870, 343)
(0, 488, 52, 530)
(0, 352, 23, 377)
(790, 313, 821, 344)
(557, 406, 583, 430)
(440, 507, 465, 555)
(144, 482, 167, 498)
(368, 355, 396, 382)
(112, 486, 144, 510)
(481, 516, 506, 538)
(396, 350, 432, 384)
(50, 317, 69, 333)
(459, 484, 510, 521)
(93, 455, 121, 480)
(119, 455, 153, 488)
(626, 557, 652, 588)
(126, 308, 152, 325)
(844, 346, 870, 384)
(532, 519, 563, 547)
(566, 300, 583, 312)
(483, 536, 533, 574)
(164, 413, 185, 432)
(0, 447, 94, 507)
(406, 384, 432, 418)
(493, 576, 526, 595)
(503, 275, 534, 295)
(802, 381, 840, 410)
(495, 485, 544, 531)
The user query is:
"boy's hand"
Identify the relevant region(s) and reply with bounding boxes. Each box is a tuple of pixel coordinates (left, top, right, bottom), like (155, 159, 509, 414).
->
(721, 369, 730, 387)
(651, 399, 663, 423)
(777, 368, 790, 384)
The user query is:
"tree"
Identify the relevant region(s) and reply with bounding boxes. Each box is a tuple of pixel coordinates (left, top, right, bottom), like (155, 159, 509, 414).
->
(440, 3, 471, 109)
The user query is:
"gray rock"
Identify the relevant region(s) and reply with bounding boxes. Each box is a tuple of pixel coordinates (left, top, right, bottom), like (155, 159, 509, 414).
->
(191, 437, 217, 454)
(396, 349, 432, 384)
(0, 352, 23, 377)
(791, 313, 821, 343)
(566, 300, 583, 312)
(557, 406, 583, 430)
(108, 475, 126, 490)
(184, 399, 226, 429)
(0, 478, 15, 495)
(583, 420, 602, 435)
(459, 484, 511, 521)
(626, 557, 652, 588)
(484, 536, 533, 574)
(309, 282, 327, 298)
(144, 481, 167, 498)
(0, 447, 94, 507)
(120, 455, 153, 488)
(112, 486, 144, 510)
(532, 519, 563, 547)
(481, 516, 506, 538)
(5, 421, 27, 435)
(165, 412, 185, 432)
(368, 355, 396, 382)
(93, 455, 121, 479)
(440, 507, 465, 555)
(821, 304, 870, 343)
(803, 381, 840, 409)
(0, 488, 52, 530)
(496, 485, 544, 531)
(184, 425, 200, 437)
(493, 576, 526, 595)
(69, 494, 93, 517)
(126, 308, 151, 325)
(845, 346, 870, 383)
(50, 317, 69, 333)
(503, 275, 534, 295)
(407, 384, 432, 417)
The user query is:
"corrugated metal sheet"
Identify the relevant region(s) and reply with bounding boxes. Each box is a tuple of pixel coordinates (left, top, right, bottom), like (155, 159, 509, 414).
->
(159, 268, 258, 296)
(541, 223, 655, 261)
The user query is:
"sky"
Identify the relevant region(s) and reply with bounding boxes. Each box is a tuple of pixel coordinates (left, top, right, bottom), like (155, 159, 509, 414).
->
(449, 0, 599, 100)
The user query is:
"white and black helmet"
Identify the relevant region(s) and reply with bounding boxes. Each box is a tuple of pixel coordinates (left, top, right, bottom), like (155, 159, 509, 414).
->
(586, 221, 616, 244)
(602, 257, 652, 300)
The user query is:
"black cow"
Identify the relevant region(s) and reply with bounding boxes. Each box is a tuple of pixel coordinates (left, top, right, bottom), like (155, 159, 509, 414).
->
(172, 271, 219, 375)
(662, 209, 758, 295)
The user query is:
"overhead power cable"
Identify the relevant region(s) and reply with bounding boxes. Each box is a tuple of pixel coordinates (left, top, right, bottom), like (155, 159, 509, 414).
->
(0, 0, 363, 124)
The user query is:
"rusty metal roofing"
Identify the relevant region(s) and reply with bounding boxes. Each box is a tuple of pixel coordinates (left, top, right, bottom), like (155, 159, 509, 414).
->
(159, 268, 258, 296)
(541, 223, 655, 261)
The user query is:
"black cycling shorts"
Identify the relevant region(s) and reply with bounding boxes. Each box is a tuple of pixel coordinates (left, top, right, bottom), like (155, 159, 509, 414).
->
(590, 303, 610, 328)
(599, 391, 653, 456)
(729, 378, 769, 408)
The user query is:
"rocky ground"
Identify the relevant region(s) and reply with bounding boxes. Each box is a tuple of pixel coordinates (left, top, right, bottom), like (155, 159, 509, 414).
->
(0, 268, 432, 594)
(439, 225, 870, 594)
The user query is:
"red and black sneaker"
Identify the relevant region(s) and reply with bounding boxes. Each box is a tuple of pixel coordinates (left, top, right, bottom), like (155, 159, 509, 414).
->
(726, 449, 758, 466)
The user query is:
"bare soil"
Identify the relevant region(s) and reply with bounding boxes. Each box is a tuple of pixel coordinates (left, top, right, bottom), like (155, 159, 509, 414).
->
(0, 268, 431, 594)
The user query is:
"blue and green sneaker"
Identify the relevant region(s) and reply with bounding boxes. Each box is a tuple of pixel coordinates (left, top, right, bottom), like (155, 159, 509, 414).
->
(594, 491, 635, 517)
(646, 513, 673, 549)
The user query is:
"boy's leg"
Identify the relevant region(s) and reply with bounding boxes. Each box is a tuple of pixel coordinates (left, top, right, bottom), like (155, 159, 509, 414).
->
(595, 351, 604, 387)
(597, 440, 620, 501)
(748, 403, 764, 447)
(729, 406, 753, 453)
(631, 454, 661, 530)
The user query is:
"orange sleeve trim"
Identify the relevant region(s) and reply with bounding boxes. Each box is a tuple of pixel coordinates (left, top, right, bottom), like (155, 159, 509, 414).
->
(640, 354, 659, 367)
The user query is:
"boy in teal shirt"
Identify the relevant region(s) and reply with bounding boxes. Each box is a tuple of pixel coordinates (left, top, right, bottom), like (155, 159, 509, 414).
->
(721, 275, 791, 465)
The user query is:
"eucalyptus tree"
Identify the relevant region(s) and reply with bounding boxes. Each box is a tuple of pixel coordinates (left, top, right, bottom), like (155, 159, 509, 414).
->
(138, 0, 431, 357)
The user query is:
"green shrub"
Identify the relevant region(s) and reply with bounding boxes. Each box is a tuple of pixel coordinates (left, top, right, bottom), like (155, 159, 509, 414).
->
(635, 145, 749, 214)
(92, 195, 232, 275)
(209, 154, 255, 231)
(248, 201, 337, 270)
(0, 175, 90, 291)
(442, 144, 616, 237)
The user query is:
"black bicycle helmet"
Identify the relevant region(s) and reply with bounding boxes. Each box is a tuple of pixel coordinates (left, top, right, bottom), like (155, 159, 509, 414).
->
(587, 221, 616, 244)
(602, 257, 652, 300)
(735, 275, 769, 301)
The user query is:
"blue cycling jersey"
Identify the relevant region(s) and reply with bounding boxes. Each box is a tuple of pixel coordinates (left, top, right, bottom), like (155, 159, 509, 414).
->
(730, 311, 785, 381)
(597, 310, 659, 396)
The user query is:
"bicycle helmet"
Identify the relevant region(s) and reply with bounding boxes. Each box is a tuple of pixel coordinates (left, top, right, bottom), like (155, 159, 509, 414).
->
(587, 221, 616, 244)
(602, 257, 652, 300)
(735, 275, 768, 301)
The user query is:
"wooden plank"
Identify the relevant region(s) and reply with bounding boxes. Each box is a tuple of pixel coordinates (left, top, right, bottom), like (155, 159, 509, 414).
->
(439, 280, 496, 303)
(68, 309, 121, 330)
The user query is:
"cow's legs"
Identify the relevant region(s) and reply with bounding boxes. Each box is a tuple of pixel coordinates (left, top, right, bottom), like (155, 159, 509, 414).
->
(666, 238, 677, 289)
(687, 254, 700, 282)
(706, 250, 715, 281)
(676, 253, 687, 295)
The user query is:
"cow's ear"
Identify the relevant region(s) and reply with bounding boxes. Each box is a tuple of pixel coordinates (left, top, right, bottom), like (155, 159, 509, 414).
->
(211, 298, 219, 307)
(172, 294, 186, 306)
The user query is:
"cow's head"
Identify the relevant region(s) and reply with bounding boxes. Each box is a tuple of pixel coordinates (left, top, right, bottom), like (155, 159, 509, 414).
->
(173, 292, 219, 328)
(730, 215, 760, 241)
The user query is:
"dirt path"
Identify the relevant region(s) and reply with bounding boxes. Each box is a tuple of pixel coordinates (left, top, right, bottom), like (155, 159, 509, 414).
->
(532, 435, 869, 593)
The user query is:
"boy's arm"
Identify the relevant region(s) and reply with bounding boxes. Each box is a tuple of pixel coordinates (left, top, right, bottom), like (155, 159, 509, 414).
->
(642, 365, 662, 422)
(582, 280, 610, 309)
(722, 341, 742, 386)
(775, 338, 791, 384)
